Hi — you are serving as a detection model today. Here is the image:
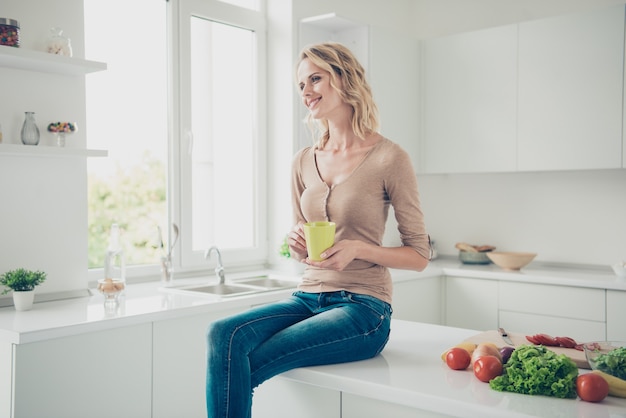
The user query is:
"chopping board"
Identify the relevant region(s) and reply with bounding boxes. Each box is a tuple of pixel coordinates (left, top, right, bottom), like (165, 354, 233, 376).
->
(463, 330, 589, 369)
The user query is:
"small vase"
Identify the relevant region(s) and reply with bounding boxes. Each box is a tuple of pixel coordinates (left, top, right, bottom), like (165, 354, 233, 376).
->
(13, 290, 35, 311)
(20, 112, 40, 146)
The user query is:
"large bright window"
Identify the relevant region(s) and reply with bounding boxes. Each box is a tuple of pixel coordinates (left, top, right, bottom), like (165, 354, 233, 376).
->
(178, 0, 267, 269)
(85, 0, 267, 277)
(85, 0, 168, 272)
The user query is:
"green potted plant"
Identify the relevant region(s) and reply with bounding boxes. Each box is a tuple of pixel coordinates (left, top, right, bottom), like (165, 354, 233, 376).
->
(0, 268, 47, 311)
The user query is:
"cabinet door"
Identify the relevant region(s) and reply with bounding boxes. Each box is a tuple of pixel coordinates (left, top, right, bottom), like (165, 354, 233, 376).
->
(253, 377, 340, 418)
(607, 290, 626, 340)
(393, 277, 442, 324)
(499, 282, 606, 341)
(152, 306, 246, 418)
(421, 24, 517, 173)
(445, 277, 498, 330)
(343, 393, 447, 418)
(517, 5, 625, 171)
(13, 323, 152, 418)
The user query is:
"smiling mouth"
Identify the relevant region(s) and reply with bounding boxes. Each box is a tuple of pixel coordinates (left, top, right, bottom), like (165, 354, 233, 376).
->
(308, 97, 321, 109)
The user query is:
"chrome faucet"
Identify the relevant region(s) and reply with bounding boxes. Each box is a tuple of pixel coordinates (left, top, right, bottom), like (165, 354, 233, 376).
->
(204, 246, 225, 284)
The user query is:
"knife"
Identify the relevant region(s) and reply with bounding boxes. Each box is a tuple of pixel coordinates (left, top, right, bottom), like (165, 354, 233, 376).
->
(498, 327, 515, 346)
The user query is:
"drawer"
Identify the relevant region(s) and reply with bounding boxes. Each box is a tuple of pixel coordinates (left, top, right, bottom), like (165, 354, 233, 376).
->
(499, 282, 604, 321)
(499, 311, 606, 342)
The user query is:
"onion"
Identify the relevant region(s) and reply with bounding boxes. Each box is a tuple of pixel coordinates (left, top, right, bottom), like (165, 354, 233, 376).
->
(471, 342, 502, 365)
(499, 346, 515, 363)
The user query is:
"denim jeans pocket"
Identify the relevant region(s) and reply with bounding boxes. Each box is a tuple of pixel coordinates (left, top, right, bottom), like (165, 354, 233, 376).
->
(346, 293, 391, 321)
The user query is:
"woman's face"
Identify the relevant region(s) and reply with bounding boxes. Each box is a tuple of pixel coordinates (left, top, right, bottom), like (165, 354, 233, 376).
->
(297, 58, 346, 120)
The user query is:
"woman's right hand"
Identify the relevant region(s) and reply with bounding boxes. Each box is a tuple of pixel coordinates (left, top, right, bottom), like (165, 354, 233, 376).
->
(287, 222, 308, 261)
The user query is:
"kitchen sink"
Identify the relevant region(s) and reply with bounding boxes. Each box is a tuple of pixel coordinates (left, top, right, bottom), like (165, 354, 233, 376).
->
(160, 274, 298, 298)
(236, 276, 298, 289)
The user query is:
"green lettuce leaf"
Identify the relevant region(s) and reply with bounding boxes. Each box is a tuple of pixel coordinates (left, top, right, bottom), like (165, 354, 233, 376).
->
(489, 345, 578, 398)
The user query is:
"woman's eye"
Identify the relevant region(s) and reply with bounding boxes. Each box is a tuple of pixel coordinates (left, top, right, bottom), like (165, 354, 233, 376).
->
(311, 76, 321, 83)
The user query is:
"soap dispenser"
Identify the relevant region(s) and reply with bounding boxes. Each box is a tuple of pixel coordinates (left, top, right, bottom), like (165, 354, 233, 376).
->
(104, 224, 126, 288)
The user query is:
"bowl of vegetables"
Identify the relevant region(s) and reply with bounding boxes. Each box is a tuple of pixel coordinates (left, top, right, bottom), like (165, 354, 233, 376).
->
(583, 341, 626, 379)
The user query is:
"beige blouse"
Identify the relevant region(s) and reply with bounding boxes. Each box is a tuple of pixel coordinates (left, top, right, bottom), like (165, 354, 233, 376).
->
(290, 137, 430, 305)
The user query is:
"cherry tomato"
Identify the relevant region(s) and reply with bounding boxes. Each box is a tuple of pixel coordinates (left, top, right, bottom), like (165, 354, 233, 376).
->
(576, 373, 609, 402)
(446, 347, 471, 370)
(473, 355, 503, 383)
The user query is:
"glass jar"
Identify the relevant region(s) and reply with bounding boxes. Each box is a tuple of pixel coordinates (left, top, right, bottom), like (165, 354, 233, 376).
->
(46, 27, 72, 57)
(21, 112, 40, 146)
(0, 18, 19, 47)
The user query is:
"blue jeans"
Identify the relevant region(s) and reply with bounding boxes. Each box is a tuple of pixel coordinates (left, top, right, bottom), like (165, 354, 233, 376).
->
(206, 290, 392, 418)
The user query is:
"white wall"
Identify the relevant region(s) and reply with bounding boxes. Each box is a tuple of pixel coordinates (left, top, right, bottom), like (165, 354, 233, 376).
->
(0, 0, 89, 301)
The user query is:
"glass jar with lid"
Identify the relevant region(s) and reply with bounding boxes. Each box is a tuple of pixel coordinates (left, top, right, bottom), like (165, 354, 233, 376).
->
(0, 18, 20, 47)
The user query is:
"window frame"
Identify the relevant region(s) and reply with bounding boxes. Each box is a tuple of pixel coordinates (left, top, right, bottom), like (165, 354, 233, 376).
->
(172, 0, 268, 272)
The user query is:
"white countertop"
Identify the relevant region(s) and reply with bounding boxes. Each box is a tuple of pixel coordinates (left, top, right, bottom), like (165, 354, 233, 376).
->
(0, 260, 624, 345)
(276, 319, 626, 418)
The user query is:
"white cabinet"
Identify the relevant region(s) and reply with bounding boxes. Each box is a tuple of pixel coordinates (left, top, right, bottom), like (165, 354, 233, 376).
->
(10, 324, 152, 418)
(253, 377, 340, 418)
(343, 393, 447, 418)
(152, 306, 247, 418)
(393, 277, 442, 324)
(420, 24, 517, 173)
(517, 5, 624, 171)
(498, 282, 605, 342)
(607, 290, 626, 340)
(444, 277, 498, 330)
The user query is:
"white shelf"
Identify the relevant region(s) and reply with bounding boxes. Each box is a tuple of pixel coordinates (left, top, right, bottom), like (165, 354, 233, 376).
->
(0, 143, 107, 158)
(0, 46, 106, 75)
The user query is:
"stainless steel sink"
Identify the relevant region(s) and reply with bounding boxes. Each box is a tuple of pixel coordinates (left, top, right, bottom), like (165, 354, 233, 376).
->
(236, 276, 298, 289)
(179, 283, 262, 296)
(161, 274, 298, 298)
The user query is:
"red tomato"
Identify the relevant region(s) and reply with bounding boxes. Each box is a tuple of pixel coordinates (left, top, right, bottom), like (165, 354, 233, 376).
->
(473, 356, 503, 383)
(577, 373, 609, 402)
(446, 347, 471, 370)
(526, 335, 540, 344)
(536, 333, 559, 346)
(555, 336, 577, 348)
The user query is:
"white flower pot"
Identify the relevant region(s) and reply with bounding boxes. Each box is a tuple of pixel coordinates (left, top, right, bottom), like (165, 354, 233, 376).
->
(13, 290, 35, 311)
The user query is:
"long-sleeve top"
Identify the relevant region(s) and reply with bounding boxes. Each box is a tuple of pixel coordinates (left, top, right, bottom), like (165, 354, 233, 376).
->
(291, 137, 430, 305)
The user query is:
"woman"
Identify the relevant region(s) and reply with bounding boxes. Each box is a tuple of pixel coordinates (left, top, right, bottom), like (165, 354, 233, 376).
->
(206, 42, 430, 418)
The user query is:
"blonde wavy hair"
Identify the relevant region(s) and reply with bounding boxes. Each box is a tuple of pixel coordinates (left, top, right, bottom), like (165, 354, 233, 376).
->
(297, 42, 379, 148)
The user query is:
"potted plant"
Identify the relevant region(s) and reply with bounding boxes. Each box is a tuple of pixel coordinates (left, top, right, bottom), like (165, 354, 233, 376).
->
(0, 268, 47, 311)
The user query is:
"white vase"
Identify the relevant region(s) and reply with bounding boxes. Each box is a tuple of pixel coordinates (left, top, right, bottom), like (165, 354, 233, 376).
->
(13, 290, 35, 311)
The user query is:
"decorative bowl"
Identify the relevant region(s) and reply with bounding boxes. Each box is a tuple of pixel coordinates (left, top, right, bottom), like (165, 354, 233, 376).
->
(459, 251, 491, 265)
(486, 251, 536, 271)
(583, 341, 626, 380)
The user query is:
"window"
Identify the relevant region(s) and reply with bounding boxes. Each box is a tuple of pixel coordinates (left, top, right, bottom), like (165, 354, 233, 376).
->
(85, 0, 168, 273)
(85, 0, 267, 278)
(178, 0, 267, 268)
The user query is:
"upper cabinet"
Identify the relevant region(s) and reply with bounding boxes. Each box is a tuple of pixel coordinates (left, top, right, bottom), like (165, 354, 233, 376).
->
(420, 4, 626, 174)
(517, 5, 625, 171)
(420, 24, 517, 173)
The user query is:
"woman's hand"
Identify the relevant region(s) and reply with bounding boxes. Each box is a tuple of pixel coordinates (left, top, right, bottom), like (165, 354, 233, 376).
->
(305, 239, 359, 271)
(287, 222, 308, 261)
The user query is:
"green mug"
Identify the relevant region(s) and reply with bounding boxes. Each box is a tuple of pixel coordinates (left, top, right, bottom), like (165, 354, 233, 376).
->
(303, 221, 336, 261)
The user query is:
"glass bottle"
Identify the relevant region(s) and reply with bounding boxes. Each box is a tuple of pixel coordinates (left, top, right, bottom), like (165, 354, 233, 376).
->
(20, 112, 40, 146)
(104, 224, 126, 289)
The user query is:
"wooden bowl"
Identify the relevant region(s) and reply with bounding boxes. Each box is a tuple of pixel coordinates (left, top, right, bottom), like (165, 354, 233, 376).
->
(486, 251, 536, 271)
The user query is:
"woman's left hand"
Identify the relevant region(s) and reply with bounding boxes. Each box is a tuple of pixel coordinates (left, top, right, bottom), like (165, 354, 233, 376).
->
(305, 240, 359, 271)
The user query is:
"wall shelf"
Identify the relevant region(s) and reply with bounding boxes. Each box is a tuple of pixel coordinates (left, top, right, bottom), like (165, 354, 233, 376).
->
(0, 46, 106, 75)
(0, 143, 107, 158)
